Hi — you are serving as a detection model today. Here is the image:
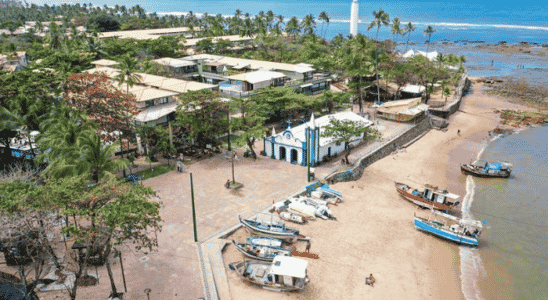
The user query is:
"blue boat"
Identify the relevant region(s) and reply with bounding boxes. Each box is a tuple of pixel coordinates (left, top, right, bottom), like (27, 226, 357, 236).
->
(461, 160, 512, 178)
(414, 210, 483, 246)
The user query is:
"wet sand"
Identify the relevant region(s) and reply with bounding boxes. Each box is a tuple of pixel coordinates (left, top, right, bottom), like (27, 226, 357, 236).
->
(224, 81, 535, 300)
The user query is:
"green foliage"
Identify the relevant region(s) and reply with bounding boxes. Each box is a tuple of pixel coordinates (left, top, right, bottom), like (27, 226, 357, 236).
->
(137, 164, 174, 180)
(85, 14, 121, 32)
(321, 119, 379, 150)
(120, 18, 165, 30)
(175, 89, 228, 148)
(195, 38, 215, 54)
(0, 178, 40, 214)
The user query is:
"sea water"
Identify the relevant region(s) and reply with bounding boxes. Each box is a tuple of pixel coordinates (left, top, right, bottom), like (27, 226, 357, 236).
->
(462, 126, 548, 299)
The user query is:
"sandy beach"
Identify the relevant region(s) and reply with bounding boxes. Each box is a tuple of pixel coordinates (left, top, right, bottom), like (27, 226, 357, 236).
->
(223, 80, 535, 300)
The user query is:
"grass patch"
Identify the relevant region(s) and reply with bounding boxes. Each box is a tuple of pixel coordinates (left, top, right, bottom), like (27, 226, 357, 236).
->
(137, 164, 175, 180)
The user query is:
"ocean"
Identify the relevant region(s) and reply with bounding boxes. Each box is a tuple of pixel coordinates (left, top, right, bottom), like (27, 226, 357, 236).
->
(462, 126, 548, 300)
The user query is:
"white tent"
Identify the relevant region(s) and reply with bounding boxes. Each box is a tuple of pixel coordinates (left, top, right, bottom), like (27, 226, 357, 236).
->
(270, 256, 308, 278)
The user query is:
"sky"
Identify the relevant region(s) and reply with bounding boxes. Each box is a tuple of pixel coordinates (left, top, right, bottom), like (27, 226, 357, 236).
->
(25, 0, 548, 27)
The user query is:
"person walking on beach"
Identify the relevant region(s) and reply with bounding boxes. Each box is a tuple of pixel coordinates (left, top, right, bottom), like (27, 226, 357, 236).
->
(305, 241, 311, 253)
(457, 129, 461, 136)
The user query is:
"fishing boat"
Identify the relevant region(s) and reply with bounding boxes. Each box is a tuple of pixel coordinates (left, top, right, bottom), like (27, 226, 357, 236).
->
(310, 190, 343, 205)
(232, 240, 292, 261)
(238, 216, 306, 243)
(395, 182, 460, 211)
(460, 160, 512, 178)
(294, 197, 336, 220)
(414, 210, 483, 246)
(246, 236, 284, 248)
(274, 199, 316, 220)
(278, 211, 307, 224)
(228, 255, 309, 292)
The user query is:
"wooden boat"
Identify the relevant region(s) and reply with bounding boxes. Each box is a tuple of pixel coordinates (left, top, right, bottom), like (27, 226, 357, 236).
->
(232, 240, 292, 261)
(461, 160, 512, 178)
(278, 211, 307, 224)
(395, 182, 460, 211)
(228, 255, 309, 292)
(246, 236, 284, 248)
(310, 190, 343, 205)
(414, 210, 483, 246)
(238, 216, 306, 243)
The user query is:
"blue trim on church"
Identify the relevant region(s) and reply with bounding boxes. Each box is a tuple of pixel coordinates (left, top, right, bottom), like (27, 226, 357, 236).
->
(304, 126, 320, 167)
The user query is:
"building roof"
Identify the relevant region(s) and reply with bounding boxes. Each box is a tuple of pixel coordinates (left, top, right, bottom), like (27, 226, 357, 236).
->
(152, 57, 196, 68)
(271, 112, 373, 147)
(162, 82, 217, 93)
(134, 102, 178, 123)
(132, 87, 178, 102)
(86, 67, 120, 78)
(401, 85, 426, 94)
(270, 256, 308, 278)
(377, 97, 429, 116)
(182, 54, 315, 74)
(135, 73, 168, 85)
(98, 27, 196, 40)
(91, 59, 119, 67)
(182, 35, 255, 47)
(228, 71, 287, 84)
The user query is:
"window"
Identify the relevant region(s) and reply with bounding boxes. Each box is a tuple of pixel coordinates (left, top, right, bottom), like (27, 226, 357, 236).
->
(146, 100, 154, 107)
(158, 97, 168, 104)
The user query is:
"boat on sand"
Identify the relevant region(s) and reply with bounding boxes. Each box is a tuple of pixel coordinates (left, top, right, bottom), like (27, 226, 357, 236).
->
(395, 182, 460, 211)
(228, 255, 309, 292)
(232, 239, 292, 261)
(239, 216, 308, 243)
(414, 210, 483, 246)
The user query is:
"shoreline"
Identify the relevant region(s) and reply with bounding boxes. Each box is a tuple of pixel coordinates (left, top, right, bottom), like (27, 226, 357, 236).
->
(222, 81, 537, 300)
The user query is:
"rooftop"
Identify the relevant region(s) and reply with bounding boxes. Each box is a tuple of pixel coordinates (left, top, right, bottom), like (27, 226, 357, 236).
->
(134, 102, 178, 123)
(182, 54, 315, 74)
(271, 112, 373, 147)
(91, 59, 119, 67)
(270, 256, 308, 278)
(227, 70, 287, 84)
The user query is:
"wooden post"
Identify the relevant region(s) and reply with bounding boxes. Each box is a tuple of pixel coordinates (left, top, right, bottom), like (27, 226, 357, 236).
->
(119, 251, 127, 292)
(190, 173, 198, 242)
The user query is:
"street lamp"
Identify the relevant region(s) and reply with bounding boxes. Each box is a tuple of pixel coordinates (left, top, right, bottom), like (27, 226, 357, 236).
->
(144, 288, 152, 300)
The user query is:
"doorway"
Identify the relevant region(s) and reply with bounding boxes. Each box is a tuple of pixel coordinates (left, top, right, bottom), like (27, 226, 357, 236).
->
(290, 149, 298, 164)
(279, 147, 287, 161)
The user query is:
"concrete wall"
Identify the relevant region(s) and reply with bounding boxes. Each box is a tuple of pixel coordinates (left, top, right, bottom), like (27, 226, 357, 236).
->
(428, 73, 470, 119)
(325, 115, 432, 184)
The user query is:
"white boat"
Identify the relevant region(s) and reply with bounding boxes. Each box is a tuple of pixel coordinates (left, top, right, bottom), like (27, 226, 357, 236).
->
(278, 211, 307, 224)
(310, 190, 343, 205)
(228, 255, 309, 292)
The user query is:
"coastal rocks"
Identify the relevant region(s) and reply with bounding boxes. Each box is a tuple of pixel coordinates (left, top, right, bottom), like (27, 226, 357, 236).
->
(499, 110, 548, 127)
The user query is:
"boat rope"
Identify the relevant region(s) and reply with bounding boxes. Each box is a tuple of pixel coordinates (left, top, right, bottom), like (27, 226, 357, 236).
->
(468, 208, 548, 229)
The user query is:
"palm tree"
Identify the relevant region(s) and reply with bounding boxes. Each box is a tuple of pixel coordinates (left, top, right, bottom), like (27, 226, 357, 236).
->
(301, 14, 316, 36)
(286, 16, 300, 40)
(391, 18, 402, 46)
(319, 11, 330, 39)
(240, 17, 255, 38)
(115, 55, 142, 95)
(424, 25, 436, 52)
(266, 10, 275, 31)
(276, 15, 284, 27)
(404, 22, 416, 51)
(367, 9, 390, 104)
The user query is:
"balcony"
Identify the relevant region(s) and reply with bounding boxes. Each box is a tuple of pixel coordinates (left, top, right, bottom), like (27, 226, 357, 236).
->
(219, 81, 256, 98)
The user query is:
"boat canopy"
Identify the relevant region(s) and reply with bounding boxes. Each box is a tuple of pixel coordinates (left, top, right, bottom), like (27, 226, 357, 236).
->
(433, 211, 483, 229)
(270, 256, 308, 278)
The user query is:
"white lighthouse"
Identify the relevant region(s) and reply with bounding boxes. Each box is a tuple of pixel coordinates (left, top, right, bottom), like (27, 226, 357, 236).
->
(350, 0, 359, 36)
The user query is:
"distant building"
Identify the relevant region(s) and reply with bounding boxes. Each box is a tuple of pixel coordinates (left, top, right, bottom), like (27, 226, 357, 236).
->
(264, 112, 373, 166)
(0, 52, 28, 72)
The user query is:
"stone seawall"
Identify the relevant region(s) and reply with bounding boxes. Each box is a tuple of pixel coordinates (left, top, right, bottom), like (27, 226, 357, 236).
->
(428, 73, 471, 119)
(325, 115, 432, 184)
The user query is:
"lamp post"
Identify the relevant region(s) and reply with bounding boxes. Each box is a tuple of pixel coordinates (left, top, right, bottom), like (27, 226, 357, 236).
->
(118, 131, 127, 178)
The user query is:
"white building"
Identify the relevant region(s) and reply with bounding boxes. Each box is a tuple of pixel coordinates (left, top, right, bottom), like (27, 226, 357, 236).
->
(263, 112, 373, 166)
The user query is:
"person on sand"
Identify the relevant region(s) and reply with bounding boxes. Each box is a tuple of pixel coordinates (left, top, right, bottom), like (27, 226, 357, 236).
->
(225, 179, 230, 188)
(457, 129, 461, 136)
(305, 241, 311, 253)
(365, 274, 376, 286)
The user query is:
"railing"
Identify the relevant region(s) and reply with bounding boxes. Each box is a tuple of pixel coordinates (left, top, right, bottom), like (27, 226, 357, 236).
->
(219, 89, 256, 98)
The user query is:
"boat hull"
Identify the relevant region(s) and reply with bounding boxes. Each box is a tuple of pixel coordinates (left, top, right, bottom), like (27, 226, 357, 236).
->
(460, 165, 511, 178)
(239, 216, 300, 243)
(414, 217, 478, 246)
(229, 261, 306, 292)
(395, 182, 456, 211)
